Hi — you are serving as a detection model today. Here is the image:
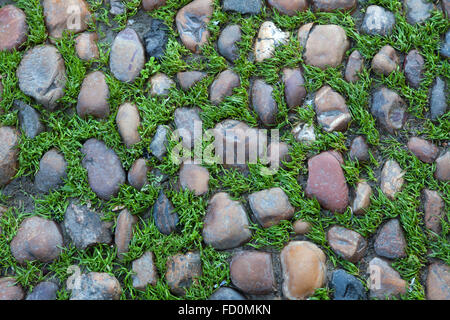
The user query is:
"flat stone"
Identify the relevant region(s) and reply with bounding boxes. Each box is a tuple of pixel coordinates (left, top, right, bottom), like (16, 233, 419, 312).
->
(110, 28, 145, 83)
(174, 107, 202, 149)
(407, 137, 439, 163)
(165, 252, 202, 296)
(330, 269, 366, 300)
(116, 103, 141, 148)
(380, 160, 405, 200)
(361, 5, 396, 36)
(11, 216, 63, 264)
(14, 100, 45, 139)
(132, 251, 159, 290)
(352, 180, 372, 215)
(440, 31, 450, 59)
(311, 0, 356, 12)
(435, 151, 450, 181)
(177, 71, 207, 90)
(128, 158, 149, 190)
(374, 219, 407, 259)
(280, 241, 327, 300)
(0, 278, 24, 300)
(423, 189, 445, 234)
(372, 45, 400, 76)
(62, 201, 113, 250)
(17, 45, 66, 110)
(297, 22, 313, 48)
(210, 69, 240, 105)
(26, 282, 58, 300)
(314, 85, 351, 132)
(81, 139, 126, 200)
(115, 209, 138, 258)
(153, 190, 179, 235)
(35, 148, 67, 193)
(268, 0, 308, 16)
(254, 21, 289, 63)
(143, 19, 168, 60)
(230, 251, 275, 295)
(367, 257, 407, 299)
(150, 73, 174, 97)
(43, 0, 92, 40)
(249, 187, 295, 228)
(305, 151, 349, 213)
(77, 71, 110, 119)
(327, 226, 367, 262)
(69, 272, 122, 300)
(209, 287, 246, 300)
(292, 122, 316, 145)
(404, 0, 434, 24)
(179, 162, 209, 196)
(282, 67, 306, 109)
(0, 5, 28, 51)
(176, 0, 213, 53)
(0, 127, 19, 187)
(142, 0, 167, 11)
(223, 0, 262, 14)
(304, 25, 349, 69)
(203, 192, 252, 250)
(349, 136, 369, 162)
(345, 50, 364, 83)
(371, 87, 407, 133)
(426, 263, 450, 300)
(430, 77, 448, 120)
(75, 32, 99, 61)
(218, 24, 241, 62)
(404, 50, 424, 89)
(293, 219, 312, 235)
(149, 125, 169, 161)
(252, 79, 278, 126)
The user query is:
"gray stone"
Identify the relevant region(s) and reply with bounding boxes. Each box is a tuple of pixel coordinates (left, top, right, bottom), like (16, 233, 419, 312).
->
(371, 87, 407, 133)
(176, 71, 207, 90)
(330, 269, 366, 300)
(223, 0, 262, 14)
(174, 107, 202, 148)
(35, 149, 67, 193)
(209, 287, 246, 300)
(132, 251, 158, 290)
(14, 100, 45, 139)
(218, 25, 241, 62)
(430, 77, 448, 120)
(149, 125, 169, 161)
(404, 50, 424, 89)
(252, 79, 278, 126)
(152, 190, 179, 235)
(361, 5, 396, 36)
(440, 31, 450, 59)
(404, 0, 434, 25)
(26, 282, 58, 300)
(143, 19, 168, 59)
(69, 272, 122, 300)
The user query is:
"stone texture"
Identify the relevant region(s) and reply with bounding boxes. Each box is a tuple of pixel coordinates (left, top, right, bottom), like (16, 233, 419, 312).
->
(35, 149, 67, 193)
(440, 30, 450, 59)
(361, 5, 396, 36)
(374, 219, 407, 259)
(143, 19, 168, 59)
(327, 226, 367, 262)
(81, 139, 126, 200)
(109, 0, 125, 15)
(407, 137, 439, 163)
(132, 251, 158, 290)
(293, 219, 312, 235)
(280, 241, 327, 300)
(153, 190, 179, 235)
(268, 0, 308, 16)
(371, 87, 407, 133)
(116, 103, 141, 148)
(304, 25, 349, 69)
(297, 22, 313, 48)
(266, 141, 291, 168)
(174, 107, 202, 148)
(166, 252, 202, 296)
(11, 216, 63, 264)
(223, 0, 262, 14)
(423, 189, 445, 234)
(380, 160, 405, 200)
(17, 45, 66, 110)
(26, 282, 58, 300)
(150, 73, 175, 97)
(248, 187, 295, 228)
(404, 50, 424, 89)
(426, 263, 450, 300)
(179, 162, 210, 196)
(177, 71, 206, 90)
(69, 272, 122, 300)
(0, 126, 19, 187)
(435, 151, 450, 181)
(349, 136, 369, 162)
(254, 21, 289, 63)
(345, 50, 364, 83)
(218, 24, 241, 62)
(0, 5, 28, 51)
(14, 100, 45, 139)
(372, 45, 400, 76)
(252, 79, 278, 126)
(443, 0, 450, 17)
(203, 192, 251, 250)
(128, 158, 149, 190)
(176, 0, 213, 53)
(330, 269, 366, 300)
(43, 0, 92, 40)
(292, 122, 316, 145)
(404, 0, 434, 25)
(430, 77, 448, 120)
(230, 251, 275, 295)
(75, 32, 99, 61)
(367, 257, 407, 299)
(0, 278, 24, 300)
(115, 209, 138, 258)
(210, 69, 240, 105)
(352, 180, 372, 215)
(62, 201, 113, 250)
(311, 0, 356, 12)
(282, 67, 306, 109)
(77, 71, 110, 119)
(305, 151, 349, 213)
(149, 125, 169, 161)
(314, 85, 351, 132)
(110, 28, 145, 83)
(142, 0, 167, 11)
(209, 287, 246, 300)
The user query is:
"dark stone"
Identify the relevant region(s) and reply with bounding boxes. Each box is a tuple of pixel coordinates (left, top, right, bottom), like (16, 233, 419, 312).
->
(34, 148, 67, 193)
(149, 125, 169, 161)
(404, 50, 424, 89)
(440, 31, 450, 59)
(209, 287, 246, 300)
(152, 190, 179, 235)
(330, 269, 366, 300)
(165, 252, 202, 296)
(349, 136, 369, 162)
(371, 87, 407, 133)
(430, 77, 448, 120)
(282, 68, 306, 109)
(14, 100, 44, 139)
(223, 0, 262, 14)
(374, 219, 407, 259)
(251, 79, 278, 126)
(143, 19, 168, 60)
(26, 282, 58, 300)
(218, 24, 241, 62)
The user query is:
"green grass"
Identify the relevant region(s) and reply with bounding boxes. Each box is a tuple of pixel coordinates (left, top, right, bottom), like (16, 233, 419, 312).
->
(0, 0, 448, 300)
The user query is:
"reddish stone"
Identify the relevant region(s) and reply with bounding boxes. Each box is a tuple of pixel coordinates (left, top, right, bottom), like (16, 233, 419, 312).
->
(115, 209, 138, 258)
(345, 50, 364, 83)
(0, 278, 24, 300)
(0, 5, 28, 51)
(407, 137, 439, 163)
(165, 252, 202, 296)
(374, 219, 407, 259)
(311, 0, 357, 12)
(367, 258, 407, 299)
(426, 263, 450, 300)
(435, 151, 450, 181)
(179, 162, 210, 196)
(327, 226, 367, 263)
(75, 32, 99, 61)
(293, 220, 311, 235)
(423, 189, 445, 234)
(268, 0, 308, 16)
(132, 251, 158, 290)
(128, 158, 148, 191)
(282, 68, 306, 109)
(142, 0, 167, 11)
(0, 127, 19, 187)
(77, 71, 110, 119)
(372, 45, 399, 75)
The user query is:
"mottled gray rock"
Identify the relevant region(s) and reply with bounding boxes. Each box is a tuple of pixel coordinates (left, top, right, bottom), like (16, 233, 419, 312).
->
(430, 77, 448, 120)
(361, 5, 395, 36)
(149, 125, 169, 161)
(174, 107, 202, 149)
(404, 0, 434, 24)
(176, 71, 207, 90)
(69, 272, 122, 300)
(440, 31, 450, 59)
(371, 87, 407, 133)
(209, 287, 246, 300)
(349, 136, 369, 162)
(26, 282, 58, 300)
(143, 19, 168, 59)
(252, 79, 278, 126)
(292, 123, 316, 145)
(150, 73, 175, 97)
(152, 190, 179, 235)
(218, 24, 241, 62)
(132, 251, 158, 290)
(14, 100, 45, 139)
(404, 50, 424, 89)
(283, 68, 306, 109)
(165, 252, 202, 296)
(330, 269, 366, 300)
(374, 219, 407, 259)
(35, 149, 67, 193)
(223, 0, 262, 14)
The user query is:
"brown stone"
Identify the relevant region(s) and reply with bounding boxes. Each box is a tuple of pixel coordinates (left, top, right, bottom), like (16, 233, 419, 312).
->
(176, 71, 206, 90)
(374, 219, 407, 259)
(327, 226, 367, 262)
(372, 45, 399, 76)
(407, 137, 439, 163)
(254, 21, 289, 62)
(132, 251, 158, 290)
(0, 5, 28, 51)
(435, 151, 450, 181)
(311, 0, 357, 12)
(115, 209, 138, 258)
(166, 252, 202, 296)
(349, 136, 370, 162)
(367, 257, 407, 299)
(345, 50, 364, 83)
(282, 68, 306, 109)
(280, 241, 327, 300)
(77, 71, 110, 119)
(210, 70, 240, 105)
(293, 220, 311, 235)
(268, 0, 308, 16)
(0, 127, 19, 187)
(0, 278, 24, 300)
(426, 263, 450, 300)
(128, 158, 148, 190)
(352, 180, 372, 215)
(404, 49, 424, 89)
(75, 32, 99, 61)
(252, 79, 278, 126)
(116, 103, 141, 148)
(142, 0, 167, 11)
(297, 23, 313, 48)
(423, 189, 445, 234)
(230, 251, 275, 295)
(179, 162, 209, 196)
(314, 86, 351, 132)
(380, 160, 405, 200)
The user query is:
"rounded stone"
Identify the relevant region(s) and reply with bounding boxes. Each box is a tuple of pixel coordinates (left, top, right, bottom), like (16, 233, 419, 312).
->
(218, 25, 241, 62)
(115, 209, 138, 258)
(372, 45, 400, 76)
(26, 281, 58, 300)
(132, 251, 159, 290)
(327, 226, 367, 263)
(142, 0, 167, 11)
(75, 32, 99, 61)
(150, 73, 175, 97)
(435, 151, 450, 181)
(407, 137, 439, 163)
(0, 5, 28, 51)
(345, 50, 364, 83)
(380, 160, 405, 200)
(128, 158, 149, 191)
(293, 219, 312, 235)
(116, 103, 141, 148)
(330, 269, 366, 300)
(0, 126, 19, 187)
(176, 71, 207, 90)
(268, 0, 308, 16)
(210, 69, 240, 105)
(314, 85, 351, 132)
(34, 148, 67, 193)
(426, 263, 450, 300)
(361, 5, 396, 36)
(14, 100, 45, 139)
(252, 79, 278, 126)
(282, 67, 306, 109)
(404, 50, 424, 89)
(209, 287, 246, 300)
(349, 136, 370, 162)
(77, 71, 110, 119)
(0, 278, 24, 300)
(165, 252, 202, 296)
(179, 162, 210, 196)
(69, 272, 122, 300)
